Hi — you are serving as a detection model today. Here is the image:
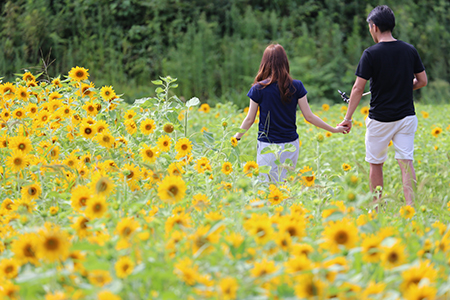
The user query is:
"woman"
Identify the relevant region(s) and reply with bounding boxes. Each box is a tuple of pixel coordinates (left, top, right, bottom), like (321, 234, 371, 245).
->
(234, 44, 347, 182)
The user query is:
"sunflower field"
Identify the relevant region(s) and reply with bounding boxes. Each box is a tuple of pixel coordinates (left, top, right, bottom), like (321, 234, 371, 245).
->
(0, 68, 450, 300)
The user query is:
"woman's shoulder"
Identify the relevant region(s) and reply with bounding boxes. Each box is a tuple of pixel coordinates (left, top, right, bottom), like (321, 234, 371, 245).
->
(292, 79, 304, 86)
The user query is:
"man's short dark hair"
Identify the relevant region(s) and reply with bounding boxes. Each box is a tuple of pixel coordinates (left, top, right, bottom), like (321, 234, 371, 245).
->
(367, 5, 395, 32)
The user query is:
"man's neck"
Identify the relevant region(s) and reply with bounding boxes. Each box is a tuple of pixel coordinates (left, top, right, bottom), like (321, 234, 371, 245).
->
(377, 32, 396, 43)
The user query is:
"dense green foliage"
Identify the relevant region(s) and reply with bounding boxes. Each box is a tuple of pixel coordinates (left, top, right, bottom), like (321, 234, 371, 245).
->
(1, 0, 449, 106)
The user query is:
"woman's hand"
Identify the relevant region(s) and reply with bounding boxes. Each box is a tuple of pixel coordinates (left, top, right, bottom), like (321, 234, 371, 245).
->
(334, 125, 349, 133)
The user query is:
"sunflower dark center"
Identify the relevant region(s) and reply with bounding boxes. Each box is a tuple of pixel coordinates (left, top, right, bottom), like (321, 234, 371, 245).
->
(388, 252, 398, 263)
(80, 197, 88, 206)
(14, 158, 22, 165)
(94, 203, 102, 212)
(98, 180, 108, 192)
(24, 244, 35, 257)
(45, 237, 59, 250)
(28, 187, 36, 195)
(335, 231, 348, 244)
(169, 185, 178, 196)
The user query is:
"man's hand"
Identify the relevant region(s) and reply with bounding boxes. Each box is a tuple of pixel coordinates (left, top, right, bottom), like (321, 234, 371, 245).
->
(338, 120, 352, 134)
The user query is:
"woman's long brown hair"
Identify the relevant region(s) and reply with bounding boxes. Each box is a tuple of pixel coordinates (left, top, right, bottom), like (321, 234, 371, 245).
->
(253, 44, 295, 104)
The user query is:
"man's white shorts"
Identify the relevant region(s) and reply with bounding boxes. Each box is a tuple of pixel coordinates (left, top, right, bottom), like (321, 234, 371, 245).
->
(365, 115, 418, 164)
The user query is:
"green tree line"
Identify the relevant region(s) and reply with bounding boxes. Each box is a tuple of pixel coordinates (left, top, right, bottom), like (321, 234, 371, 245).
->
(1, 0, 449, 106)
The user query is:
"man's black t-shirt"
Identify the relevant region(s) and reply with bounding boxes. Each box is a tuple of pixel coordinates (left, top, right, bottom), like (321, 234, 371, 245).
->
(355, 40, 425, 122)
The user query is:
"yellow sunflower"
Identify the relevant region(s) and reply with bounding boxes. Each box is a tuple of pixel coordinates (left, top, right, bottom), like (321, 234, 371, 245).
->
(89, 171, 115, 196)
(0, 258, 20, 279)
(70, 185, 92, 211)
(421, 111, 429, 118)
(84, 195, 108, 219)
(123, 163, 141, 183)
(22, 71, 35, 82)
(175, 137, 192, 158)
(360, 106, 369, 115)
(246, 218, 274, 245)
(51, 77, 62, 87)
(322, 103, 330, 111)
(243, 161, 259, 177)
(97, 291, 122, 300)
(140, 144, 159, 163)
(399, 205, 415, 219)
(361, 234, 382, 263)
(1, 109, 11, 121)
(342, 163, 352, 171)
(80, 122, 95, 139)
(157, 175, 187, 203)
(88, 270, 112, 287)
(36, 222, 71, 262)
(21, 183, 42, 200)
(198, 103, 210, 113)
(267, 187, 286, 205)
(192, 193, 210, 212)
(194, 157, 212, 174)
(157, 135, 172, 152)
(8, 136, 33, 154)
(27, 103, 38, 116)
(322, 218, 359, 253)
(115, 256, 135, 278)
(431, 127, 442, 138)
(140, 119, 156, 135)
(221, 162, 233, 175)
(6, 151, 29, 172)
(124, 119, 137, 135)
(100, 86, 116, 101)
(219, 277, 238, 300)
(1, 82, 16, 100)
(15, 86, 29, 101)
(96, 131, 115, 148)
(167, 161, 186, 176)
(294, 273, 326, 299)
(82, 101, 98, 116)
(400, 260, 437, 293)
(115, 217, 140, 240)
(284, 255, 311, 274)
(381, 241, 407, 269)
(250, 258, 278, 277)
(77, 82, 96, 98)
(230, 137, 238, 147)
(278, 216, 306, 239)
(68, 66, 89, 82)
(403, 285, 437, 300)
(11, 233, 40, 265)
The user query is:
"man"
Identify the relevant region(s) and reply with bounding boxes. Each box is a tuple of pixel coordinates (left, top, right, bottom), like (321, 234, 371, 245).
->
(339, 5, 427, 208)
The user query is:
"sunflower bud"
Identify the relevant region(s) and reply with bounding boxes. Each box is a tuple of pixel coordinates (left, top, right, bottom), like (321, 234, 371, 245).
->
(163, 123, 174, 133)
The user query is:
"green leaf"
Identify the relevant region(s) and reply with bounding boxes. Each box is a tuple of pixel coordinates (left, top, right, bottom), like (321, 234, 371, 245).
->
(260, 144, 282, 155)
(283, 143, 296, 152)
(259, 165, 271, 174)
(203, 131, 215, 144)
(151, 80, 163, 85)
(155, 87, 164, 94)
(186, 97, 200, 108)
(133, 97, 152, 105)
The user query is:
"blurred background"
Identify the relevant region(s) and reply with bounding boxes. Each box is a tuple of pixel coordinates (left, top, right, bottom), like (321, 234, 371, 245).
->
(1, 0, 449, 107)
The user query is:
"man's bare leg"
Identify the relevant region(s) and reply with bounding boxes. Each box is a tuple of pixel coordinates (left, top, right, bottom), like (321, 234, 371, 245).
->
(370, 163, 384, 210)
(397, 159, 416, 206)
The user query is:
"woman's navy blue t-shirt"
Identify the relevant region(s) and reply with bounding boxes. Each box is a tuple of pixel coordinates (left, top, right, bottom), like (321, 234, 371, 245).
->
(247, 80, 307, 143)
